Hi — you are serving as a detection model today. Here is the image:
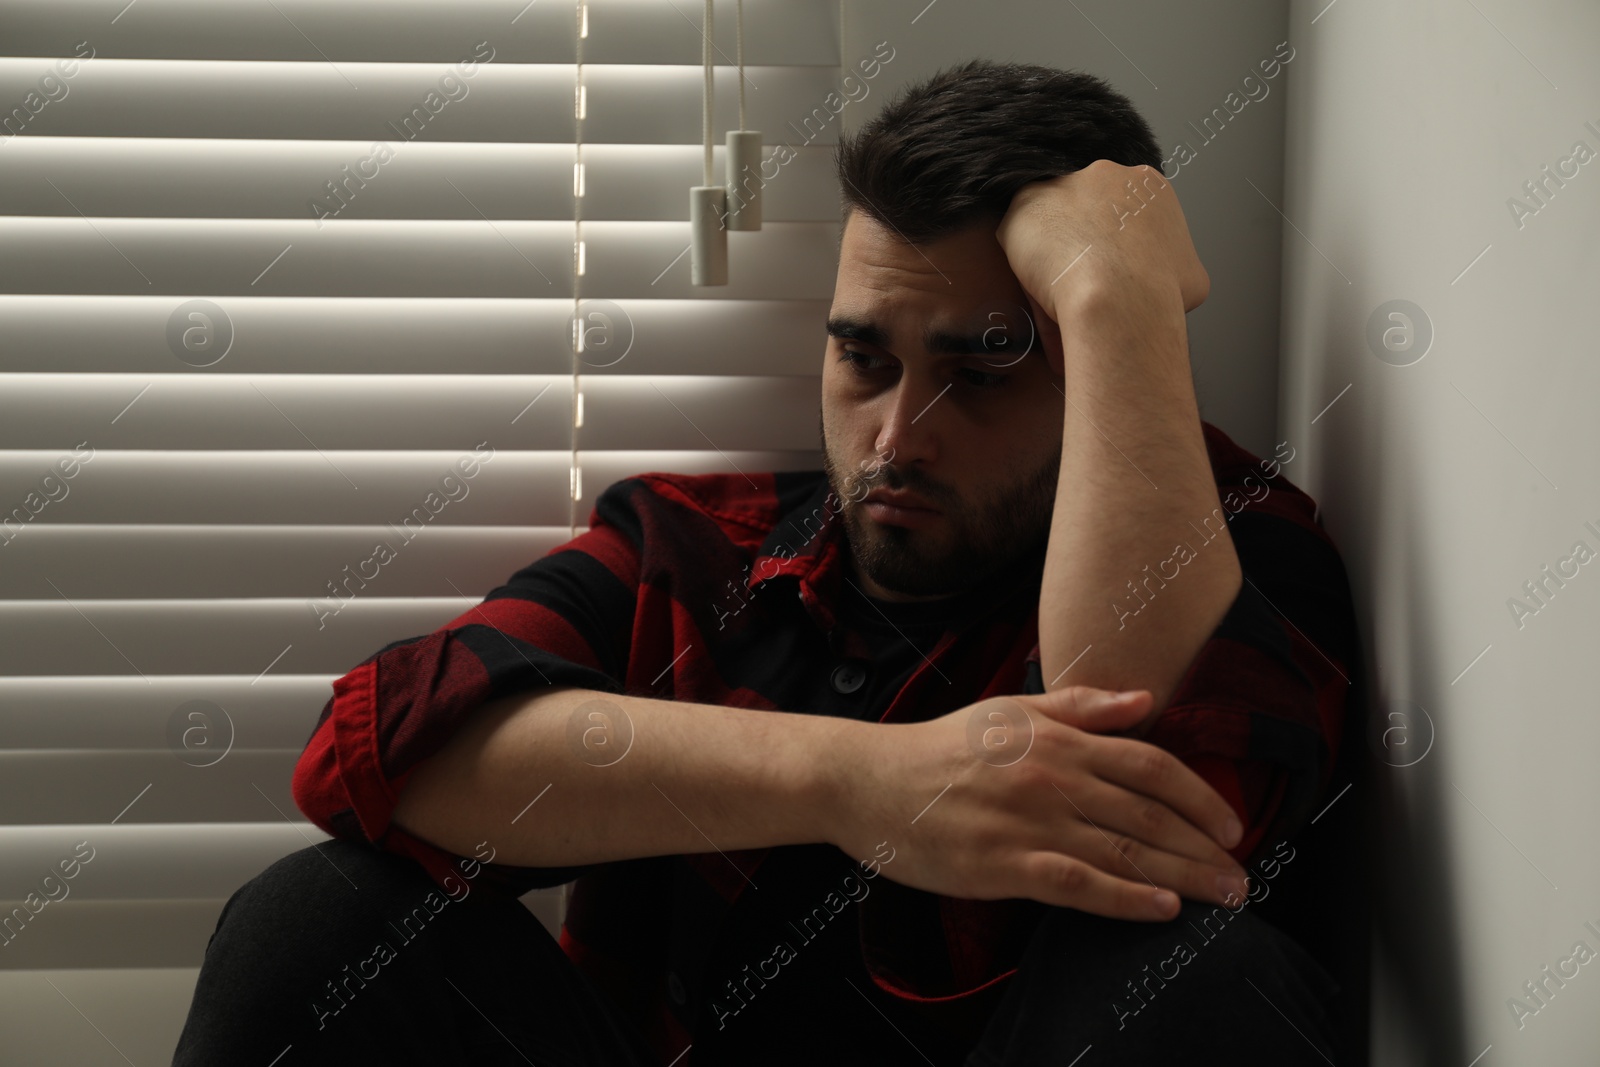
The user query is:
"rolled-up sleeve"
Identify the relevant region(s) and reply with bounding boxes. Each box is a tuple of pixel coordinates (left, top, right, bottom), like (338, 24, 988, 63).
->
(290, 477, 647, 898)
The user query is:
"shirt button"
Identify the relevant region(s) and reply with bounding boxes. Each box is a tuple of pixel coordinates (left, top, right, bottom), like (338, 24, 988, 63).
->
(668, 971, 687, 1005)
(831, 661, 868, 694)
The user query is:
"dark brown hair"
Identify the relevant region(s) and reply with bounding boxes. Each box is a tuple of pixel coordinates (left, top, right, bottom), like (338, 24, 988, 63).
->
(834, 59, 1162, 245)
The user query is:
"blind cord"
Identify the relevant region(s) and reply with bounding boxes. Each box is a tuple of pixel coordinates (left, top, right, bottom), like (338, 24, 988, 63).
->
(736, 0, 746, 131)
(571, 0, 586, 534)
(702, 0, 714, 186)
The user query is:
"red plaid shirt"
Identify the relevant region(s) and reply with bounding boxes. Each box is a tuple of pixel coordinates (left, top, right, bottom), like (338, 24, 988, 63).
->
(291, 420, 1356, 1062)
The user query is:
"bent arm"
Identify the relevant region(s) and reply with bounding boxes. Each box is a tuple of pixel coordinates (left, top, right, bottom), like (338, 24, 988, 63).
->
(1037, 281, 1242, 713)
(390, 685, 871, 868)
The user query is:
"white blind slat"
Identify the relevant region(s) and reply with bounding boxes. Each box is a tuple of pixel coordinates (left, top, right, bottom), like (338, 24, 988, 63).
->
(0, 63, 841, 144)
(0, 296, 829, 375)
(0, 675, 340, 748)
(0, 219, 838, 297)
(0, 527, 573, 600)
(0, 450, 824, 526)
(0, 823, 327, 899)
(1, 374, 823, 450)
(2, 0, 837, 66)
(0, 139, 839, 221)
(0, 0, 842, 1005)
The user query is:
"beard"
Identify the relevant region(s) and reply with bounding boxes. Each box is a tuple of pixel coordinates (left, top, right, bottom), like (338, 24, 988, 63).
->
(820, 413, 1059, 599)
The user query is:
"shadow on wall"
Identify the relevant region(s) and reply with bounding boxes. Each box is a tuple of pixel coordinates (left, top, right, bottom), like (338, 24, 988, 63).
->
(1365, 494, 1469, 1067)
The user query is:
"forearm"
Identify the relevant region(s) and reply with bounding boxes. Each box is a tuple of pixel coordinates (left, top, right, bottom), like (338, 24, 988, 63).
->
(390, 685, 869, 867)
(1037, 281, 1242, 711)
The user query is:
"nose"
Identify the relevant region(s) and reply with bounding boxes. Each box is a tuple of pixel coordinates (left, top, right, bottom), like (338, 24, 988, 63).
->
(873, 372, 942, 469)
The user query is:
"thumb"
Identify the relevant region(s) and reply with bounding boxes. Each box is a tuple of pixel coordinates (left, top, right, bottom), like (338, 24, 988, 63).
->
(1024, 686, 1150, 734)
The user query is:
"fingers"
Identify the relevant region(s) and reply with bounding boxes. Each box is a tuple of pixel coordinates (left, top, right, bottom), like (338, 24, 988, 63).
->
(1017, 849, 1182, 922)
(1054, 811, 1248, 909)
(1110, 163, 1207, 312)
(1026, 686, 1151, 735)
(1086, 734, 1244, 851)
(1058, 777, 1243, 875)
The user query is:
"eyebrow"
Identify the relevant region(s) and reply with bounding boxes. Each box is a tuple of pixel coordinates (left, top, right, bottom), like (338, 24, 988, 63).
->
(825, 314, 1012, 357)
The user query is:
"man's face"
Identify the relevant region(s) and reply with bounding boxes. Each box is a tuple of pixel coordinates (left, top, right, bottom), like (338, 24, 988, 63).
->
(821, 210, 1066, 602)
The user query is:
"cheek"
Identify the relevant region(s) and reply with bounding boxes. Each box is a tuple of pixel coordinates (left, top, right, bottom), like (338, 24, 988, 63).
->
(820, 358, 854, 403)
(821, 374, 881, 438)
(820, 357, 843, 391)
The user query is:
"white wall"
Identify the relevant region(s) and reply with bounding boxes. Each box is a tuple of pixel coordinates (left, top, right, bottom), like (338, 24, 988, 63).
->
(846, 0, 1600, 1061)
(1278, 0, 1600, 1063)
(840, 0, 1295, 459)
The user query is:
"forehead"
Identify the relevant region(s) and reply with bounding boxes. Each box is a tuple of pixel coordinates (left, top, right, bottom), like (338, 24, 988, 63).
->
(830, 211, 1033, 354)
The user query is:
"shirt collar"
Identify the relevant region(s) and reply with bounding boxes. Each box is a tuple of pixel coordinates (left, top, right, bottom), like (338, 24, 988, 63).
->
(745, 474, 849, 631)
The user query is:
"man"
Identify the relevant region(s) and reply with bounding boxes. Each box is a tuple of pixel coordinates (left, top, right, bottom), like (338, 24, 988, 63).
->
(175, 61, 1358, 1065)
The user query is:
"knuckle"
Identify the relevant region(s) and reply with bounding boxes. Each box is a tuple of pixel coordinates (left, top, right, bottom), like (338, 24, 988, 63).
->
(1134, 746, 1169, 782)
(1044, 857, 1089, 896)
(1109, 834, 1141, 867)
(1135, 800, 1167, 835)
(1009, 757, 1050, 795)
(1151, 747, 1180, 781)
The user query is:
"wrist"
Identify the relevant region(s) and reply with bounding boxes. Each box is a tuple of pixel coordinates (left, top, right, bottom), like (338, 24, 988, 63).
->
(804, 713, 877, 855)
(1053, 270, 1187, 341)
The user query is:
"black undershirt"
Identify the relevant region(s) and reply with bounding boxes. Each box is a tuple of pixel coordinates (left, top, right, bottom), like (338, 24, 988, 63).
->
(830, 550, 1044, 720)
(833, 587, 962, 714)
(691, 558, 1046, 1062)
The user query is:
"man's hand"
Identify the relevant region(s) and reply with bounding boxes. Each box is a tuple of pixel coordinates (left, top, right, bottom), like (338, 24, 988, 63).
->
(829, 685, 1249, 922)
(993, 159, 1210, 377)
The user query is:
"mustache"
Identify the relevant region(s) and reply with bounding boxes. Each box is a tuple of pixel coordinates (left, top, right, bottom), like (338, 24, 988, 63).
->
(843, 465, 945, 505)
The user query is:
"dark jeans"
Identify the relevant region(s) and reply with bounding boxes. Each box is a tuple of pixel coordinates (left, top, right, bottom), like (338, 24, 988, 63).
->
(173, 840, 1342, 1066)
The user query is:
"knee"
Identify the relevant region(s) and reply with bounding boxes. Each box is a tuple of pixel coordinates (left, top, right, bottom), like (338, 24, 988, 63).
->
(1156, 897, 1295, 975)
(208, 840, 439, 955)
(1063, 897, 1325, 982)
(974, 900, 1341, 1063)
(1020, 897, 1340, 1018)
(1076, 898, 1338, 1032)
(1166, 898, 1337, 995)
(230, 838, 424, 904)
(178, 842, 485, 1065)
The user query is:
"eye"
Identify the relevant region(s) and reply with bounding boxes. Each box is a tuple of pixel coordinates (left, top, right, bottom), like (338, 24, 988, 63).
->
(837, 349, 887, 374)
(836, 349, 1010, 390)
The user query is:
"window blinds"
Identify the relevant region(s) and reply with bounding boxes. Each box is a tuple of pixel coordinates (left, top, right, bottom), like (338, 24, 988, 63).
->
(0, 0, 841, 1048)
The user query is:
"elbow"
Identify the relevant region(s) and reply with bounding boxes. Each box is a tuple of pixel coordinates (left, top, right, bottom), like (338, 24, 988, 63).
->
(1212, 531, 1245, 600)
(388, 758, 451, 851)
